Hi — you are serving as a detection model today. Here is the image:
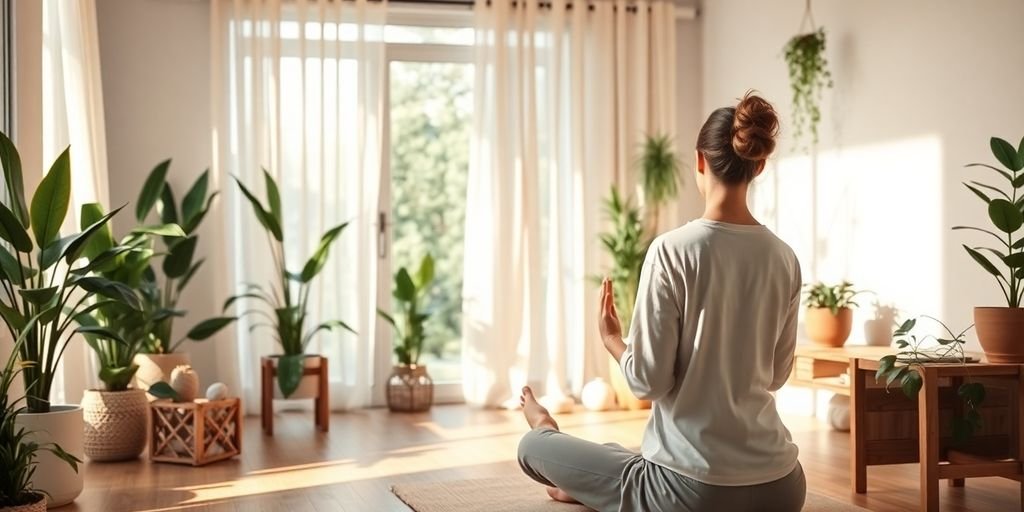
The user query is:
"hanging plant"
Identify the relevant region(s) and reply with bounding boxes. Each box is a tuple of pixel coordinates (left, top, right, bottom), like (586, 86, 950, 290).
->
(783, 1, 833, 151)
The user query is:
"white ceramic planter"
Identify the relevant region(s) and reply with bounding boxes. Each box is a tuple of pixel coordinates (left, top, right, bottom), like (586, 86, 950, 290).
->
(82, 389, 148, 462)
(271, 355, 321, 399)
(133, 352, 192, 391)
(15, 406, 84, 507)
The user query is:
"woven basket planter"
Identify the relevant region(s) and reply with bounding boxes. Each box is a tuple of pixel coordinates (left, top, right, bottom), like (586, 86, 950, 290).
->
(82, 389, 148, 462)
(0, 493, 46, 512)
(0, 491, 46, 512)
(387, 364, 434, 412)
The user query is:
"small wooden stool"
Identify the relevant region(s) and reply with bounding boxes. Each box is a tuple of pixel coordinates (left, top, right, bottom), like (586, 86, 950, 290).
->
(260, 355, 329, 436)
(851, 358, 1024, 511)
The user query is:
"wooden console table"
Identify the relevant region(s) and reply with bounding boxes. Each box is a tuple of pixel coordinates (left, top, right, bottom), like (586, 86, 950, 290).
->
(788, 345, 894, 396)
(851, 358, 1024, 512)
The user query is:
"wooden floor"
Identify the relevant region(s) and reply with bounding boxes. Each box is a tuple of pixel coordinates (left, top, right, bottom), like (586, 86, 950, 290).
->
(65, 406, 1020, 511)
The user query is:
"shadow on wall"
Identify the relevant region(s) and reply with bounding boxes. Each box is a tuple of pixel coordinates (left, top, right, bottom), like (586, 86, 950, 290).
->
(752, 135, 946, 345)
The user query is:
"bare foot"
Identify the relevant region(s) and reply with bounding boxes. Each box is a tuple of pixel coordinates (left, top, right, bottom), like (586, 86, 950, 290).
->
(546, 486, 581, 504)
(520, 386, 559, 430)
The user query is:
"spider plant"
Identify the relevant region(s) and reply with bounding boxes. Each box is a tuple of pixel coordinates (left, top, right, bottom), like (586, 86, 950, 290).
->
(225, 170, 355, 397)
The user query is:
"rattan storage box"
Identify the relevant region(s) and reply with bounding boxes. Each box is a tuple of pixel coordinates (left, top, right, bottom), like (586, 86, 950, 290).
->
(149, 398, 242, 466)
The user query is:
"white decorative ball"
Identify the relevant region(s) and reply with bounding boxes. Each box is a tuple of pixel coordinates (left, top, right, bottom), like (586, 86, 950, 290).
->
(170, 365, 200, 403)
(828, 394, 851, 431)
(206, 382, 229, 401)
(581, 378, 616, 411)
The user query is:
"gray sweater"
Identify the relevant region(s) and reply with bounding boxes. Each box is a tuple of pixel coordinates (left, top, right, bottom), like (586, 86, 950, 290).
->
(619, 219, 802, 486)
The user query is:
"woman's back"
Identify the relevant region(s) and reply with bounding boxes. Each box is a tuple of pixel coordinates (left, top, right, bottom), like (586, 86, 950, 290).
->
(620, 218, 801, 486)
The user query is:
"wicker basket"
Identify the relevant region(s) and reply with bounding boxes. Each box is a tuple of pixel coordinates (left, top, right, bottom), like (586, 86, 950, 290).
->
(82, 389, 148, 462)
(387, 364, 434, 412)
(0, 493, 46, 512)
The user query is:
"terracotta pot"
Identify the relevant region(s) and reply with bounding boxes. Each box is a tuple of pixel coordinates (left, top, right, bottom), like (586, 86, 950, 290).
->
(271, 355, 322, 399)
(387, 364, 433, 412)
(974, 307, 1024, 363)
(805, 307, 853, 347)
(0, 493, 46, 512)
(133, 353, 192, 392)
(82, 389, 148, 462)
(15, 406, 84, 507)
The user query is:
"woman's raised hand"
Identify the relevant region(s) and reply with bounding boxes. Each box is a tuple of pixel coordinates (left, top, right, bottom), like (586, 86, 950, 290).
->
(599, 277, 623, 345)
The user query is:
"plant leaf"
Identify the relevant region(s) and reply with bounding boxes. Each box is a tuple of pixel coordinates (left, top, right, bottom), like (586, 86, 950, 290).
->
(233, 176, 283, 241)
(63, 204, 125, 266)
(73, 276, 141, 310)
(299, 222, 348, 283)
(900, 370, 923, 398)
(0, 131, 29, 227)
(132, 224, 186, 238)
(0, 201, 31, 252)
(186, 316, 236, 341)
(18, 286, 58, 305)
(1005, 253, 1024, 268)
(989, 198, 1024, 233)
(394, 268, 416, 302)
(302, 319, 356, 348)
(263, 168, 282, 225)
(963, 245, 1003, 278)
(182, 170, 210, 230)
(147, 381, 179, 400)
(875, 354, 897, 381)
(76, 325, 127, 345)
(77, 203, 115, 262)
(137, 159, 171, 222)
(163, 235, 197, 278)
(159, 184, 178, 225)
(276, 355, 305, 398)
(962, 182, 992, 204)
(991, 137, 1023, 172)
(30, 146, 71, 246)
(176, 258, 205, 293)
(417, 253, 435, 290)
(966, 162, 1014, 182)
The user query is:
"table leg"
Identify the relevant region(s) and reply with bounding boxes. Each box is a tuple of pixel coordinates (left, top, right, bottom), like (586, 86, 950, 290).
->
(950, 376, 965, 488)
(261, 359, 274, 436)
(1017, 366, 1024, 511)
(851, 359, 867, 494)
(316, 356, 329, 432)
(919, 367, 939, 512)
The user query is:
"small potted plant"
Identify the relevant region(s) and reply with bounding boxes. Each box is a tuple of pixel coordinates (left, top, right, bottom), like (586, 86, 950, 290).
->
(803, 281, 863, 347)
(953, 136, 1024, 362)
(129, 160, 229, 389)
(75, 203, 233, 461)
(227, 170, 354, 399)
(378, 254, 436, 412)
(875, 316, 985, 443)
(0, 134, 131, 505)
(1, 333, 80, 512)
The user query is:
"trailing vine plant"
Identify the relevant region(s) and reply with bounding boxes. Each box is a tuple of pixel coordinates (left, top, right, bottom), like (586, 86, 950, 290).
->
(875, 316, 985, 444)
(783, 0, 833, 150)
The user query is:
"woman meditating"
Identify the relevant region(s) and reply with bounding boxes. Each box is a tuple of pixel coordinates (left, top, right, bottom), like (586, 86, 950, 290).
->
(517, 92, 806, 512)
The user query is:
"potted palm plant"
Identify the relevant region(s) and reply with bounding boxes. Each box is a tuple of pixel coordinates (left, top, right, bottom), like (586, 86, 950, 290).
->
(1, 331, 80, 512)
(226, 170, 354, 398)
(129, 160, 227, 389)
(378, 254, 436, 412)
(75, 203, 233, 461)
(638, 134, 681, 236)
(954, 136, 1024, 362)
(803, 281, 863, 347)
(0, 133, 132, 505)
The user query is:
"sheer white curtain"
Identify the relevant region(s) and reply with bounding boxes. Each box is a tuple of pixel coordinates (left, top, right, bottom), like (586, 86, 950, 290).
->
(42, 0, 109, 405)
(211, 0, 386, 412)
(463, 0, 677, 408)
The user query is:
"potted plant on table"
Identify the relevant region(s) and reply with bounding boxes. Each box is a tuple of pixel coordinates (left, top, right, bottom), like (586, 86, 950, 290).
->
(378, 254, 436, 412)
(875, 316, 985, 443)
(1, 332, 80, 512)
(226, 170, 354, 399)
(129, 160, 228, 389)
(953, 136, 1024, 362)
(803, 281, 863, 347)
(0, 133, 131, 505)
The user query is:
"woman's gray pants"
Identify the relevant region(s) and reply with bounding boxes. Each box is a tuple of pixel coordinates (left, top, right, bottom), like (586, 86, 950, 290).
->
(517, 427, 806, 512)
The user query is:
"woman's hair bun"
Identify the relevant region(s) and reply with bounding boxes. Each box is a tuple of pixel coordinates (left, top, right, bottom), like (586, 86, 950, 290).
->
(731, 91, 779, 161)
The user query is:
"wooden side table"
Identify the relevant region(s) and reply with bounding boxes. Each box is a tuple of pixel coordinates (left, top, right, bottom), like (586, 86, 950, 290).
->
(850, 358, 1024, 512)
(260, 356, 330, 436)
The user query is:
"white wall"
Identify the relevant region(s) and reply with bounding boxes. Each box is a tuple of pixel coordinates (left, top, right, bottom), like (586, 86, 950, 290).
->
(701, 0, 1024, 347)
(96, 0, 225, 387)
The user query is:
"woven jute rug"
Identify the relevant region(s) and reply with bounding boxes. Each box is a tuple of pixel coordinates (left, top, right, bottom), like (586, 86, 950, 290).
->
(392, 474, 870, 512)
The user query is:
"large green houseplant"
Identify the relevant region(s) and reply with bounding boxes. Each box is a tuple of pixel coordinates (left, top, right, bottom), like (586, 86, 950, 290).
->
(378, 254, 436, 412)
(130, 161, 229, 388)
(638, 134, 681, 236)
(0, 132, 132, 505)
(1, 327, 80, 510)
(954, 136, 1024, 362)
(226, 170, 354, 398)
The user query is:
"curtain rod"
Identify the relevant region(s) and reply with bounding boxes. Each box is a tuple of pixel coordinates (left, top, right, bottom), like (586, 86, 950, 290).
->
(390, 0, 699, 18)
